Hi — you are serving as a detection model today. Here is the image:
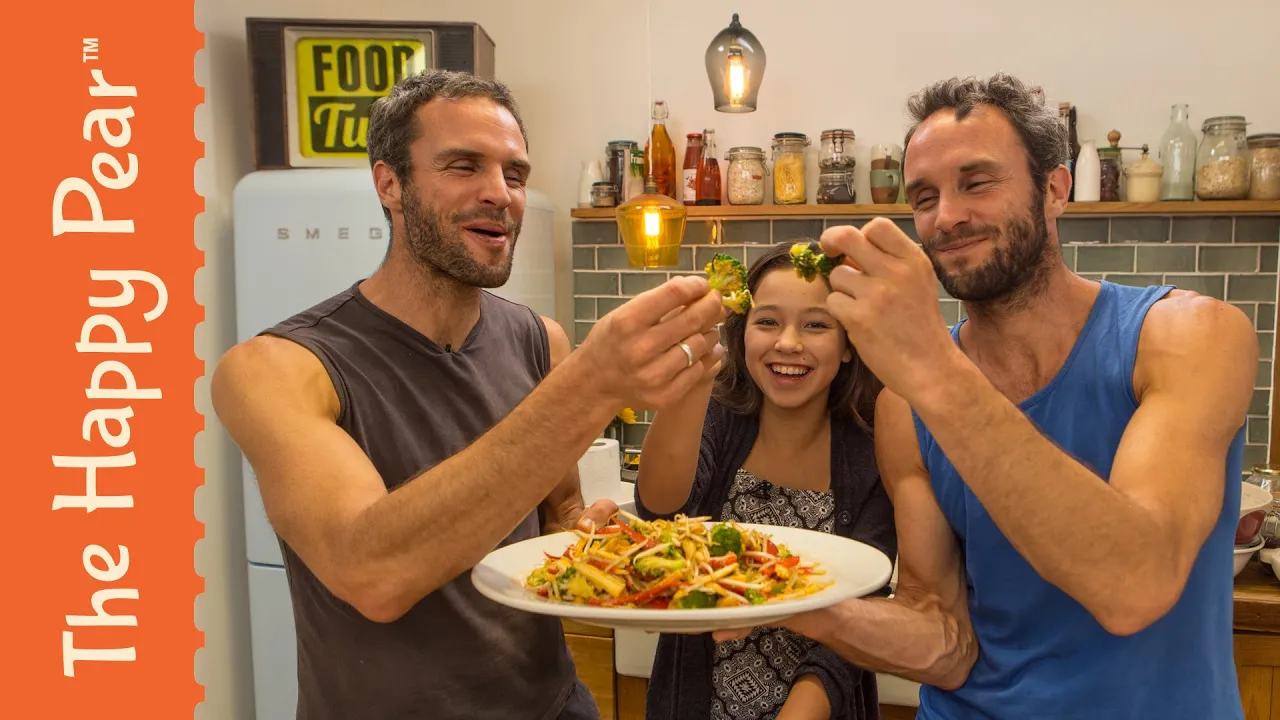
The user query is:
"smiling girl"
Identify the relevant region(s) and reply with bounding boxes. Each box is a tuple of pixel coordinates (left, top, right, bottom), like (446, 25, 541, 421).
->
(634, 240, 896, 720)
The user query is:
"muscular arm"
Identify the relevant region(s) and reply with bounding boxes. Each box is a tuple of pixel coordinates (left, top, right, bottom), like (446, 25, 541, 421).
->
(908, 294, 1257, 635)
(788, 389, 976, 689)
(212, 281, 725, 624)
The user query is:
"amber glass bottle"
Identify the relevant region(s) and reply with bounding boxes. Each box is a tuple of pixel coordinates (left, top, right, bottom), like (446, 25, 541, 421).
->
(644, 101, 678, 198)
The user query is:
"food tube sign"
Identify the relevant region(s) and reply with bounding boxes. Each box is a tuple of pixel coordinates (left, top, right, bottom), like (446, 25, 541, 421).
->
(283, 27, 434, 166)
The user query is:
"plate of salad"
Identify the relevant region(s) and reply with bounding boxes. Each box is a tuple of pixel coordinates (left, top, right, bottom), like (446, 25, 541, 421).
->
(471, 508, 893, 633)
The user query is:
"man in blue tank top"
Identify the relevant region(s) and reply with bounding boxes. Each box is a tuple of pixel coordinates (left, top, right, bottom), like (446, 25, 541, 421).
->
(718, 74, 1257, 719)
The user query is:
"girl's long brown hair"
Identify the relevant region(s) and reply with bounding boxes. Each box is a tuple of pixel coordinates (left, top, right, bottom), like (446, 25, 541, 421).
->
(712, 240, 883, 432)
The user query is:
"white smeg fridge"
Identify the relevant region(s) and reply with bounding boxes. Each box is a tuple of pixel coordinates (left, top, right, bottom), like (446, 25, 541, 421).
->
(231, 168, 558, 718)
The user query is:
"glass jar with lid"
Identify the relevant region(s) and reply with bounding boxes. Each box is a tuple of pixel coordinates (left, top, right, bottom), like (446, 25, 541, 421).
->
(1196, 116, 1251, 200)
(725, 146, 767, 205)
(1123, 146, 1163, 203)
(1247, 134, 1280, 201)
(819, 129, 856, 171)
(1098, 145, 1122, 202)
(771, 132, 810, 205)
(817, 169, 855, 204)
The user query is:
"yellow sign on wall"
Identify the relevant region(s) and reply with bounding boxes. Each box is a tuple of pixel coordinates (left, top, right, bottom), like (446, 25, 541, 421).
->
(294, 37, 429, 158)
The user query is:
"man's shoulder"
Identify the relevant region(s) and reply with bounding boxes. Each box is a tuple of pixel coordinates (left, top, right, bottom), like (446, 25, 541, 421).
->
(1142, 289, 1255, 356)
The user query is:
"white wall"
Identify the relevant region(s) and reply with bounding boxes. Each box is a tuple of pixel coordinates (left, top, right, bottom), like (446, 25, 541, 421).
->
(193, 0, 1280, 716)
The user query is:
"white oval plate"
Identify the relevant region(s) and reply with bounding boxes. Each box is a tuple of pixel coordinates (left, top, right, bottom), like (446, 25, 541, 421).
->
(470, 521, 893, 634)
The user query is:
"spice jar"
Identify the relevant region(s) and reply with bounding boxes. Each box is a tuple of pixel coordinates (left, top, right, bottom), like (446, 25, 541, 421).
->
(590, 182, 617, 208)
(817, 170, 856, 204)
(819, 129, 856, 171)
(1098, 131, 1123, 202)
(1196, 116, 1251, 200)
(771, 132, 810, 205)
(725, 146, 767, 205)
(1123, 146, 1163, 203)
(1247, 134, 1280, 201)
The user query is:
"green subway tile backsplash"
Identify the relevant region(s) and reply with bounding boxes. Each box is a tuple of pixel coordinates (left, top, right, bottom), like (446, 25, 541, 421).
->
(1199, 246, 1260, 273)
(774, 220, 825, 243)
(1172, 217, 1233, 244)
(1076, 246, 1135, 273)
(721, 220, 771, 245)
(1059, 218, 1108, 245)
(573, 221, 617, 245)
(1245, 445, 1269, 469)
(1110, 218, 1169, 244)
(1227, 274, 1278, 302)
(1136, 246, 1195, 273)
(1237, 217, 1280, 245)
(573, 209, 1280, 460)
(1165, 274, 1226, 299)
(621, 272, 667, 295)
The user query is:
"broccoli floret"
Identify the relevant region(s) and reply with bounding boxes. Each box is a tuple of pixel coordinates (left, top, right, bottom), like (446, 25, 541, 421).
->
(789, 242, 844, 282)
(634, 555, 686, 576)
(744, 589, 767, 605)
(704, 254, 752, 314)
(674, 591, 718, 609)
(709, 524, 743, 557)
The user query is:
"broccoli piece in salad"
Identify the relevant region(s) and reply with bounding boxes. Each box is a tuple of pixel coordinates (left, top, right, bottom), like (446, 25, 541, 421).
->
(674, 591, 718, 609)
(788, 242, 845, 282)
(633, 555, 686, 576)
(709, 523, 743, 557)
(704, 254, 753, 314)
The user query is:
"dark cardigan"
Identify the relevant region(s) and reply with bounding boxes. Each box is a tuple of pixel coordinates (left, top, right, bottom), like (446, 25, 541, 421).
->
(633, 399, 898, 720)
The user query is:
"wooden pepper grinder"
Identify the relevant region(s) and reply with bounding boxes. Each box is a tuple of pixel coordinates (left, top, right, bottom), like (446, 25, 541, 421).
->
(1100, 130, 1123, 201)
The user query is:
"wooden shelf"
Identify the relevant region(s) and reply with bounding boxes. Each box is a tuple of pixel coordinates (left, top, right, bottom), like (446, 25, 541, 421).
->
(570, 200, 1280, 220)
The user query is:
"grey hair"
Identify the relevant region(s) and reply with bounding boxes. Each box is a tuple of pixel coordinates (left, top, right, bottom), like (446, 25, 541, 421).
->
(903, 73, 1069, 194)
(366, 69, 529, 224)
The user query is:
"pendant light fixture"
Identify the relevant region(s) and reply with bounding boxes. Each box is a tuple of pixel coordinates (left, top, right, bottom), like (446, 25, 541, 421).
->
(704, 13, 766, 113)
(616, 0, 686, 268)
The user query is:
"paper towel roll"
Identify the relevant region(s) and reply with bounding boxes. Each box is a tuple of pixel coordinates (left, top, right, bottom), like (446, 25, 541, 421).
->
(578, 437, 623, 505)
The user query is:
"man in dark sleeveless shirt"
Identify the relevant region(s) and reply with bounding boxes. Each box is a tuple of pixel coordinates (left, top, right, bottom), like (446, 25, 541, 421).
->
(718, 74, 1257, 719)
(211, 70, 727, 719)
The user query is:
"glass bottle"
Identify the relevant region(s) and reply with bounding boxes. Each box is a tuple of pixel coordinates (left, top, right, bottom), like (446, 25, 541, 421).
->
(695, 129, 722, 205)
(681, 133, 703, 206)
(1196, 116, 1251, 200)
(643, 101, 678, 199)
(1098, 130, 1122, 202)
(1060, 103, 1080, 201)
(1159, 104, 1198, 201)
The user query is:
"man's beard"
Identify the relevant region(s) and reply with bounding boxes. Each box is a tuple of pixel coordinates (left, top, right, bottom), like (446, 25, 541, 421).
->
(400, 185, 520, 289)
(923, 192, 1052, 308)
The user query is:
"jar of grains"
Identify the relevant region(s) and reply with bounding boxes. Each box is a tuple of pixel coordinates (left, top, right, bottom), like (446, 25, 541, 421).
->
(772, 132, 810, 205)
(1247, 134, 1280, 201)
(725, 146, 767, 205)
(1196, 116, 1251, 200)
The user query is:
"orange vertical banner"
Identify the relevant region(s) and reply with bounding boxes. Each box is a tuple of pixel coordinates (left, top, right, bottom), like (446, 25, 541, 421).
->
(2, 2, 205, 718)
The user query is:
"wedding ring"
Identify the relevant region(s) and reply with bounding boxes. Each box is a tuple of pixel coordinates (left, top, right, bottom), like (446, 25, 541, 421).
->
(679, 342, 694, 368)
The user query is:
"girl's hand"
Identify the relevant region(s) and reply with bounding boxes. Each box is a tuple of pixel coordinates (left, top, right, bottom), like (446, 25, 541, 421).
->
(776, 674, 831, 720)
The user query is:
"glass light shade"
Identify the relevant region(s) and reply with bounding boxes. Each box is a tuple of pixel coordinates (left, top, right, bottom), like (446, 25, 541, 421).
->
(704, 13, 766, 113)
(616, 181, 687, 268)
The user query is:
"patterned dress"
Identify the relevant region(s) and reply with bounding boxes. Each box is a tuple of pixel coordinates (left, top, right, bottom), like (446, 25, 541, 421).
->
(709, 468, 836, 720)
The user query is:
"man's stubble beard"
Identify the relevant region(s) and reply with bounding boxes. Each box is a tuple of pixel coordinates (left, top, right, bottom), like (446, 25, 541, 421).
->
(400, 184, 520, 289)
(923, 190, 1054, 313)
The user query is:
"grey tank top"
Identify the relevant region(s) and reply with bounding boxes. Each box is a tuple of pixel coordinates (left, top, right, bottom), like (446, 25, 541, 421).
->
(261, 282, 581, 720)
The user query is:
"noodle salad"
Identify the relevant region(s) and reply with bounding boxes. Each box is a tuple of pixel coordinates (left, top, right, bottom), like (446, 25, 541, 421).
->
(524, 510, 831, 609)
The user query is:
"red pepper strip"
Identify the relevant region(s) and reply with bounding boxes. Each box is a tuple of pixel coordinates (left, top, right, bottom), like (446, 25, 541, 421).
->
(593, 526, 623, 535)
(588, 559, 611, 570)
(604, 573, 682, 607)
(766, 540, 779, 556)
(778, 556, 800, 568)
(614, 518, 647, 544)
(761, 566, 776, 577)
(536, 586, 549, 597)
(708, 552, 737, 569)
(544, 551, 564, 561)
(644, 597, 671, 609)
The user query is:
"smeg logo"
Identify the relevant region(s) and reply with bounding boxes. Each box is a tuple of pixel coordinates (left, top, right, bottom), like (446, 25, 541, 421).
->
(276, 226, 386, 240)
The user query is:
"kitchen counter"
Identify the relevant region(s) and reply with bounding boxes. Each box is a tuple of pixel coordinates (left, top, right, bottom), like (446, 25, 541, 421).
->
(1236, 558, 1280, 633)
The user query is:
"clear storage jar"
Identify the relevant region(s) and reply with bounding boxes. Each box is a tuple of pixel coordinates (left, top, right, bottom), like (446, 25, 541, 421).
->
(1247, 134, 1280, 201)
(819, 129, 856, 171)
(1196, 116, 1251, 200)
(725, 146, 767, 205)
(771, 132, 810, 205)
